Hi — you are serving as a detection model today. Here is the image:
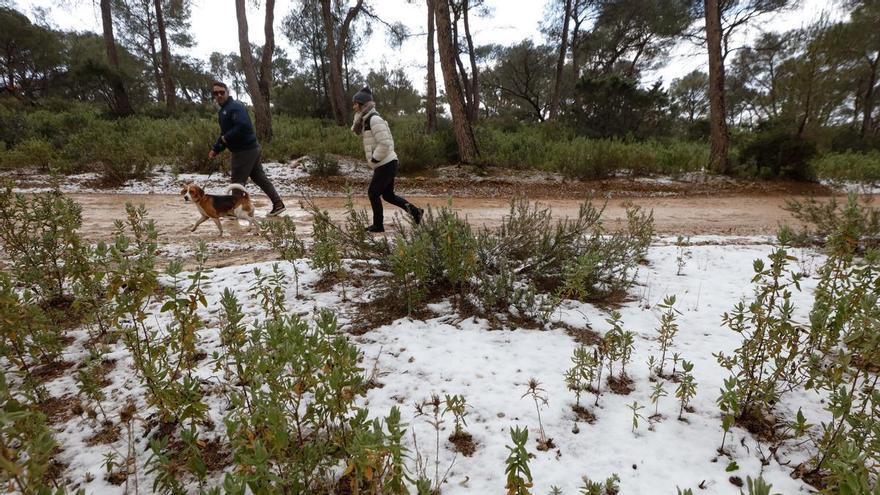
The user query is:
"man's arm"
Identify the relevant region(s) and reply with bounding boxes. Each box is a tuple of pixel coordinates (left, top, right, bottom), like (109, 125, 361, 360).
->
(211, 135, 227, 155)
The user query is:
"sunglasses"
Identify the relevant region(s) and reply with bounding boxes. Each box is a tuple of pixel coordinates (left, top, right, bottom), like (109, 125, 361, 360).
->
(212, 90, 226, 96)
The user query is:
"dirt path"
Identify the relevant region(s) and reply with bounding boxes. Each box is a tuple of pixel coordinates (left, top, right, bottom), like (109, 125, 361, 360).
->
(67, 192, 853, 268)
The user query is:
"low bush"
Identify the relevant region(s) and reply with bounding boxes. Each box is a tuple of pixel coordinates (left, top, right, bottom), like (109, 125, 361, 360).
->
(0, 188, 89, 306)
(0, 138, 58, 171)
(737, 129, 817, 180)
(810, 150, 880, 183)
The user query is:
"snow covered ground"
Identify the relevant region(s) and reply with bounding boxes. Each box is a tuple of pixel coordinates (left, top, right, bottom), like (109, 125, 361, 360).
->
(34, 235, 832, 494)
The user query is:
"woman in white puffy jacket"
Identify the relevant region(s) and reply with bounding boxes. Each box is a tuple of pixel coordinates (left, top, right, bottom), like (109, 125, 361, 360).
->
(350, 87, 424, 233)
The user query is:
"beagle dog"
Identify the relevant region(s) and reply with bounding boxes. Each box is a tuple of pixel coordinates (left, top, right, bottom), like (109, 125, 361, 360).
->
(180, 183, 257, 235)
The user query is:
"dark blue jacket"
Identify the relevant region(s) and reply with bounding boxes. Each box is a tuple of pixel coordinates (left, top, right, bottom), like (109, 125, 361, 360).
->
(213, 98, 258, 153)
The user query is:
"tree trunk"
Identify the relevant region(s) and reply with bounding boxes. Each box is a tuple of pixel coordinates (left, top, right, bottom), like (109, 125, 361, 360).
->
(461, 0, 479, 123)
(148, 36, 165, 103)
(143, 3, 164, 103)
(450, 5, 473, 117)
(435, 0, 478, 163)
(862, 53, 879, 138)
(320, 0, 363, 126)
(154, 0, 176, 111)
(235, 0, 274, 142)
(259, 0, 276, 133)
(549, 0, 572, 120)
(100, 0, 134, 116)
(426, 0, 438, 132)
(705, 0, 729, 174)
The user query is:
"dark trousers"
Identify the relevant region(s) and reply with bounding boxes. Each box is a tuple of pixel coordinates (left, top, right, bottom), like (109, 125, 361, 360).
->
(231, 146, 282, 206)
(368, 160, 410, 226)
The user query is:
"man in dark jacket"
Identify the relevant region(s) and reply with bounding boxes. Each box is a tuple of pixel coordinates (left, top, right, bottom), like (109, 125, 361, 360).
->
(208, 80, 285, 216)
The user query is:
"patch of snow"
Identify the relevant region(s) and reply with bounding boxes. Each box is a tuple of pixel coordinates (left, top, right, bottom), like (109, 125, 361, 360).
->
(27, 239, 833, 494)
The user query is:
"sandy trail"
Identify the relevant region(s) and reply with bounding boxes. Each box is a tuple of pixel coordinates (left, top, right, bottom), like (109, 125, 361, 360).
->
(69, 192, 853, 267)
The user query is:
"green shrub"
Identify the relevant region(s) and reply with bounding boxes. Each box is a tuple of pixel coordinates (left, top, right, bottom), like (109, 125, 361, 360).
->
(0, 138, 59, 171)
(0, 188, 88, 306)
(306, 152, 341, 177)
(0, 374, 61, 491)
(811, 150, 880, 183)
(221, 305, 407, 493)
(64, 120, 152, 184)
(738, 130, 817, 180)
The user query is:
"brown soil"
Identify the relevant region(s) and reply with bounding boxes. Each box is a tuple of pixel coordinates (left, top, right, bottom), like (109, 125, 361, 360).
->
(33, 360, 74, 384)
(735, 408, 780, 442)
(85, 420, 121, 446)
(608, 375, 635, 395)
(106, 470, 128, 485)
(449, 431, 477, 457)
(64, 190, 874, 269)
(536, 437, 556, 451)
(563, 325, 603, 346)
(572, 405, 597, 424)
(41, 395, 79, 424)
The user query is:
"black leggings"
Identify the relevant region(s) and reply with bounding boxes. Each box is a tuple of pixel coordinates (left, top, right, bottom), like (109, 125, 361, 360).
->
(368, 160, 410, 226)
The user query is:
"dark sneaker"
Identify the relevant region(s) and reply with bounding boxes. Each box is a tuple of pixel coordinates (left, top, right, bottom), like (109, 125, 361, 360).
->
(408, 205, 424, 225)
(267, 204, 286, 217)
(366, 224, 385, 233)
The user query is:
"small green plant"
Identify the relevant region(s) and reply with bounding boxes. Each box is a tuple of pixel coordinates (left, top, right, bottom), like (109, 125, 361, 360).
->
(715, 246, 805, 424)
(655, 295, 680, 376)
(522, 378, 553, 451)
(579, 473, 620, 495)
(306, 152, 341, 176)
(414, 394, 455, 493)
(717, 376, 741, 452)
(259, 215, 305, 295)
(675, 236, 690, 276)
(675, 360, 697, 420)
(0, 374, 60, 492)
(444, 393, 469, 438)
(628, 401, 645, 432)
(249, 264, 288, 322)
(504, 426, 534, 495)
(650, 381, 667, 417)
(74, 348, 110, 422)
(310, 206, 345, 280)
(565, 345, 599, 411)
(741, 476, 780, 495)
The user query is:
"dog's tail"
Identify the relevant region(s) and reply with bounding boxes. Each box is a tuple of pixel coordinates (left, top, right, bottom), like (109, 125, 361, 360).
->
(227, 183, 249, 198)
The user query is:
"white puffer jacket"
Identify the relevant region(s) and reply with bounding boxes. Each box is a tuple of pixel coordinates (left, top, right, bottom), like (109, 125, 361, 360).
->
(360, 110, 398, 169)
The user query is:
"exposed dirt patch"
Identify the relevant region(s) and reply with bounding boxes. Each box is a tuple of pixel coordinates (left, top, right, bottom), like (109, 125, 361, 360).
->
(106, 469, 128, 486)
(449, 431, 477, 457)
(86, 420, 121, 446)
(536, 437, 556, 451)
(41, 395, 79, 424)
(608, 375, 635, 395)
(33, 360, 74, 384)
(61, 191, 873, 270)
(735, 408, 780, 442)
(44, 450, 68, 488)
(572, 405, 597, 424)
(347, 293, 434, 335)
(563, 325, 603, 346)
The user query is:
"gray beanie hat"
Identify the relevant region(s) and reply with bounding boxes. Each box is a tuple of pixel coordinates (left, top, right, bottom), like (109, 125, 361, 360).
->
(353, 86, 373, 105)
